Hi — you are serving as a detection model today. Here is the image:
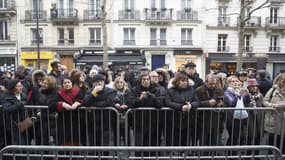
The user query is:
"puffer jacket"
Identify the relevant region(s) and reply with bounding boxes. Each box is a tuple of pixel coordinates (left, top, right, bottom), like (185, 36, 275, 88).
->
(263, 86, 285, 134)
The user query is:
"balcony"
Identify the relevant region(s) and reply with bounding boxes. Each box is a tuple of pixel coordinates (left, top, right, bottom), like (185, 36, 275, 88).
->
(245, 46, 253, 52)
(150, 39, 167, 46)
(123, 40, 136, 45)
(145, 8, 172, 25)
(25, 10, 47, 21)
(265, 17, 285, 29)
(31, 39, 43, 45)
(177, 9, 198, 21)
(58, 39, 74, 46)
(218, 0, 231, 2)
(244, 16, 261, 28)
(0, 0, 16, 16)
(118, 9, 140, 20)
(84, 10, 103, 21)
(0, 35, 10, 41)
(217, 46, 230, 52)
(218, 17, 230, 26)
(269, 46, 280, 52)
(89, 39, 101, 45)
(50, 8, 78, 25)
(181, 40, 193, 45)
(270, 0, 285, 5)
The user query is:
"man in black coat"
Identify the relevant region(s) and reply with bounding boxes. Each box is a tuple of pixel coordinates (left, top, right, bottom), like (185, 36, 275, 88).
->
(84, 74, 116, 146)
(185, 62, 204, 89)
(129, 73, 166, 151)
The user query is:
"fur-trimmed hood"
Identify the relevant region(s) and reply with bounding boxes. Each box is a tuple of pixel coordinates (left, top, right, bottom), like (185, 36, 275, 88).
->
(32, 70, 46, 87)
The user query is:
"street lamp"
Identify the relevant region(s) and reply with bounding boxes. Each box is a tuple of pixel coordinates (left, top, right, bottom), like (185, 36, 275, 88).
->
(36, 0, 40, 69)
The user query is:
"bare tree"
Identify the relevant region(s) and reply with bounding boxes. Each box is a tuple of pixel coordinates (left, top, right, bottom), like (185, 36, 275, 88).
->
(102, 0, 108, 69)
(236, 0, 279, 71)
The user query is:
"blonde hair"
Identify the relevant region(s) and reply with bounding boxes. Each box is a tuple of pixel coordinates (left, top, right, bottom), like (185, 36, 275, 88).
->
(273, 73, 285, 89)
(113, 77, 128, 92)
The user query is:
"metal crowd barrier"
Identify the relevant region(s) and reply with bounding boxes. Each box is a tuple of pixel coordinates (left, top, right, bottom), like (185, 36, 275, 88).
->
(0, 145, 282, 160)
(1, 106, 285, 157)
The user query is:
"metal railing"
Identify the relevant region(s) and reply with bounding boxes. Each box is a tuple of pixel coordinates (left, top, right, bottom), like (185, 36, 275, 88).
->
(218, 17, 230, 26)
(266, 17, 285, 27)
(0, 145, 282, 160)
(145, 8, 172, 20)
(119, 9, 140, 20)
(177, 10, 198, 21)
(83, 10, 103, 20)
(50, 8, 78, 20)
(0, 106, 285, 156)
(25, 10, 47, 21)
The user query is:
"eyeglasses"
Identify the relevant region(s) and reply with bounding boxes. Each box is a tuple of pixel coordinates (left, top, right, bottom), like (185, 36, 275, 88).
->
(142, 78, 150, 81)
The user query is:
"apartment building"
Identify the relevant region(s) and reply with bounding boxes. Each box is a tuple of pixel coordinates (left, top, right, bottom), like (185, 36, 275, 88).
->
(15, 0, 285, 77)
(204, 0, 285, 77)
(0, 0, 16, 72)
(16, 0, 205, 75)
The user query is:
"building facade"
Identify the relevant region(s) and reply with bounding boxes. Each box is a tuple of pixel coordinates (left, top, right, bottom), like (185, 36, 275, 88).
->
(13, 0, 285, 78)
(0, 0, 17, 72)
(204, 0, 285, 77)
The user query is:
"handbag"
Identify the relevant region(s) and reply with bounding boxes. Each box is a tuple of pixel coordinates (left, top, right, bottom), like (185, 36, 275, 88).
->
(16, 117, 33, 133)
(233, 97, 248, 119)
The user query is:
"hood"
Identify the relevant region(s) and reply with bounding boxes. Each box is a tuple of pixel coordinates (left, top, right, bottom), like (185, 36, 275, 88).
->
(32, 70, 46, 87)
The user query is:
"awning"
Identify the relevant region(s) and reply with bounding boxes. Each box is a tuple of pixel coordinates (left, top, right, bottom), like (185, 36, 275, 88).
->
(75, 53, 145, 64)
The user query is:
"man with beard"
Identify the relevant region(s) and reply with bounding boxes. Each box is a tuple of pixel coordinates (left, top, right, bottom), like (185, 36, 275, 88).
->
(196, 74, 224, 146)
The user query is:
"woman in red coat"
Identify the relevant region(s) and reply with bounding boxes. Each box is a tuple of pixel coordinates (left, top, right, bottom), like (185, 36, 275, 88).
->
(49, 76, 84, 146)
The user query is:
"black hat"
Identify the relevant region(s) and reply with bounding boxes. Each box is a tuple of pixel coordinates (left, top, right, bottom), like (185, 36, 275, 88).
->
(185, 62, 196, 68)
(93, 74, 105, 82)
(6, 79, 20, 90)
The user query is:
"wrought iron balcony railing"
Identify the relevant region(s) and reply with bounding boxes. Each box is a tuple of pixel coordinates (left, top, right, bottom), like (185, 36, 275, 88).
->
(25, 10, 47, 21)
(145, 8, 172, 20)
(265, 17, 285, 27)
(177, 10, 198, 21)
(269, 46, 280, 52)
(119, 9, 140, 20)
(84, 10, 103, 20)
(218, 17, 230, 26)
(123, 40, 136, 45)
(50, 8, 78, 20)
(181, 40, 193, 45)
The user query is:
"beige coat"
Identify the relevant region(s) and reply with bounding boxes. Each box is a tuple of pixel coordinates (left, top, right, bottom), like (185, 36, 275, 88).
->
(263, 86, 285, 134)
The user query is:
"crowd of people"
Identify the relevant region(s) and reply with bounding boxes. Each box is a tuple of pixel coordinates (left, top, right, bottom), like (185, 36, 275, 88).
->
(0, 61, 285, 153)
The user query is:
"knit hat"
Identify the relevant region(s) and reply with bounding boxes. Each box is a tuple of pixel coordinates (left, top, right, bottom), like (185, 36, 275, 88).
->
(6, 79, 20, 90)
(247, 78, 259, 87)
(185, 62, 196, 68)
(93, 74, 105, 82)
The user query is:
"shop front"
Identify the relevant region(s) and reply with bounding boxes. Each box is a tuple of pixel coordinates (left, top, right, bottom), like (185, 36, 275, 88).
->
(207, 53, 258, 75)
(0, 47, 17, 72)
(20, 51, 55, 71)
(74, 50, 145, 73)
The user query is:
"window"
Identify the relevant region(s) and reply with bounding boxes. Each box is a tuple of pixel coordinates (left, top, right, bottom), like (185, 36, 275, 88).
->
(244, 35, 251, 52)
(0, 21, 8, 40)
(31, 28, 43, 45)
(150, 28, 157, 45)
(160, 28, 166, 45)
(58, 28, 65, 44)
(124, 0, 134, 9)
(123, 28, 135, 45)
(181, 28, 192, 45)
(57, 28, 74, 45)
(270, 35, 279, 52)
(270, 7, 278, 24)
(150, 28, 166, 46)
(32, 0, 44, 19)
(89, 28, 101, 44)
(0, 0, 7, 8)
(218, 6, 228, 26)
(67, 28, 74, 44)
(217, 34, 228, 52)
(181, 0, 191, 9)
